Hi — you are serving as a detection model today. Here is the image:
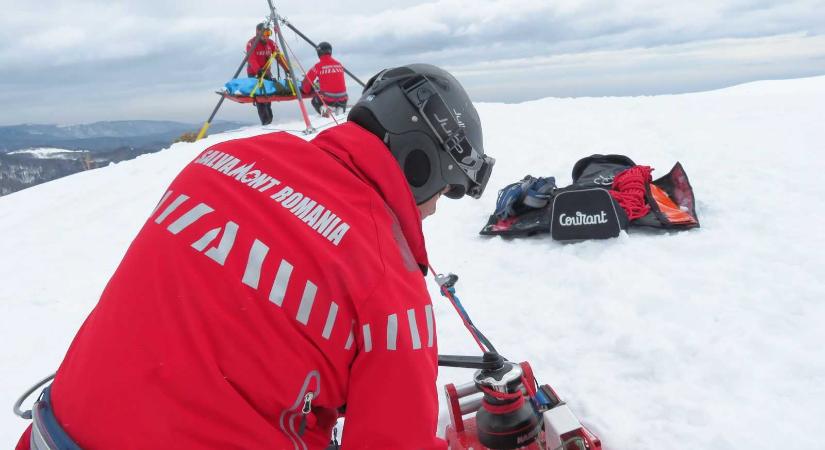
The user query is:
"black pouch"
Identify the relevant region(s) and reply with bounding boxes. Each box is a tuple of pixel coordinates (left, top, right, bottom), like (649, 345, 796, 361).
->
(550, 188, 628, 241)
(479, 176, 556, 237)
(479, 206, 552, 237)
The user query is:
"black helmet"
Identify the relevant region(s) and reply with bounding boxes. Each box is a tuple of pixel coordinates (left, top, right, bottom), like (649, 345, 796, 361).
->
(348, 64, 495, 204)
(316, 41, 332, 57)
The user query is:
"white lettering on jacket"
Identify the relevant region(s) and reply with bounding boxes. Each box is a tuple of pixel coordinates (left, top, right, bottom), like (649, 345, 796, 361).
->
(559, 211, 609, 227)
(319, 65, 344, 76)
(193, 149, 350, 246)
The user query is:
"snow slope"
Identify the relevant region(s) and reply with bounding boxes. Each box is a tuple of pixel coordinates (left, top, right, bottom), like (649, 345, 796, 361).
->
(2, 76, 824, 449)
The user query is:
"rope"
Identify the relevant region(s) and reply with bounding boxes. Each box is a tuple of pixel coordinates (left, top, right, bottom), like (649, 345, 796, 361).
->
(481, 393, 526, 415)
(262, 114, 342, 133)
(280, 31, 340, 126)
(267, 25, 297, 96)
(609, 165, 652, 220)
(479, 385, 522, 400)
(250, 51, 282, 98)
(279, 37, 305, 97)
(428, 263, 497, 354)
(441, 285, 486, 352)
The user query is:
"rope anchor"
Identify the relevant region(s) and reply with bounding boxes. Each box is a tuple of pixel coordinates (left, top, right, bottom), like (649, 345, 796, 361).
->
(434, 272, 459, 290)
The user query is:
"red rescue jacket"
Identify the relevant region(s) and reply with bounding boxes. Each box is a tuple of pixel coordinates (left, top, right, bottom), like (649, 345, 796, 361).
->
(17, 123, 445, 450)
(246, 37, 288, 77)
(301, 55, 348, 103)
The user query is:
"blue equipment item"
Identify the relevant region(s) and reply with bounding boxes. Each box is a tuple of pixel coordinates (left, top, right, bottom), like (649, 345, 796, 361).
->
(223, 77, 294, 97)
(494, 175, 556, 220)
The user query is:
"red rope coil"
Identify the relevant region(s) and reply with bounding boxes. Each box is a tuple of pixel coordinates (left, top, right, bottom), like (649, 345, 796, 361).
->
(609, 165, 652, 220)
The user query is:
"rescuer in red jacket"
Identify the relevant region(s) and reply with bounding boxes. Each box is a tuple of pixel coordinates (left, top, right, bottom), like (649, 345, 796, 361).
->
(246, 23, 290, 126)
(301, 42, 348, 117)
(16, 64, 494, 450)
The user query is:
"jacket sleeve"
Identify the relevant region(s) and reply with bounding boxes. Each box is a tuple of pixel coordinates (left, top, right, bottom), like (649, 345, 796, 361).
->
(340, 284, 446, 449)
(301, 64, 318, 95)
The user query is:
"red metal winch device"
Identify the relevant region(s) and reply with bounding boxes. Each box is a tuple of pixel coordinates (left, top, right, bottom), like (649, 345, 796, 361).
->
(431, 271, 602, 450)
(442, 357, 602, 450)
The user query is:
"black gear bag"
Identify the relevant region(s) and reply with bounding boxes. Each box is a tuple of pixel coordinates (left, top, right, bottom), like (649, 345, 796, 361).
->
(480, 154, 698, 241)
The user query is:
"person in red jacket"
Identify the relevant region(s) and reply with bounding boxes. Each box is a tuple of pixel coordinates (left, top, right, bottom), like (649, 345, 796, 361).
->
(16, 64, 494, 450)
(301, 42, 349, 117)
(246, 23, 290, 126)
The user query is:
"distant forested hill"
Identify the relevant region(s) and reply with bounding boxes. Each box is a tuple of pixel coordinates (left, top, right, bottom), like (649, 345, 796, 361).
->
(0, 120, 248, 196)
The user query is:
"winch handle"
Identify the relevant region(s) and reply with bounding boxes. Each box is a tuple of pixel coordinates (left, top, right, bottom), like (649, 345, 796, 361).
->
(13, 373, 55, 420)
(438, 352, 505, 370)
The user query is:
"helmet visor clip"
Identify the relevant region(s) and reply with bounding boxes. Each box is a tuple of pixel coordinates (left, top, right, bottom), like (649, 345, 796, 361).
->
(401, 77, 495, 198)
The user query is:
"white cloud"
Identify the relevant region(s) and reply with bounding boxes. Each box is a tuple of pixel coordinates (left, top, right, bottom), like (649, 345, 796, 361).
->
(452, 33, 825, 101)
(0, 0, 824, 124)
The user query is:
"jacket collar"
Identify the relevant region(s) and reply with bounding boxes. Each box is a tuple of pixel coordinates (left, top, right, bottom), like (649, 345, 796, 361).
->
(311, 122, 429, 272)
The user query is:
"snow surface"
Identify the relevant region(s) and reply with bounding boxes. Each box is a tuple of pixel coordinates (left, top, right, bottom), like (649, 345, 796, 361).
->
(2, 76, 825, 449)
(6, 148, 86, 159)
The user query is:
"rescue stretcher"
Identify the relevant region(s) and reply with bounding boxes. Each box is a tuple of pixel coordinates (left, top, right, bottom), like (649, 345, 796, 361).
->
(218, 77, 302, 104)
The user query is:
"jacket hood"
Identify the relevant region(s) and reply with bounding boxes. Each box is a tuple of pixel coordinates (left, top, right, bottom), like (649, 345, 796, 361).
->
(311, 122, 429, 272)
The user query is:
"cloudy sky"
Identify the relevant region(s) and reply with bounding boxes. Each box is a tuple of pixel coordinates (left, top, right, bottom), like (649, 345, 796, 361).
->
(1, 0, 824, 125)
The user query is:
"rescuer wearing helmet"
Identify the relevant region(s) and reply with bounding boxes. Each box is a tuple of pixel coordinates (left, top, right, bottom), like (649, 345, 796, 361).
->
(246, 23, 289, 125)
(16, 64, 493, 450)
(300, 41, 349, 117)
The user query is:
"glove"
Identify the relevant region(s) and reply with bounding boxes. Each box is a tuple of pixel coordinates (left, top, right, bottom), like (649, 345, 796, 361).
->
(257, 69, 266, 78)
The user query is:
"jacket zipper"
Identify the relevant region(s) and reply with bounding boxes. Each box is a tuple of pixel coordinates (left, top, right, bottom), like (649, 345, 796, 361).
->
(297, 392, 314, 436)
(279, 370, 320, 450)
